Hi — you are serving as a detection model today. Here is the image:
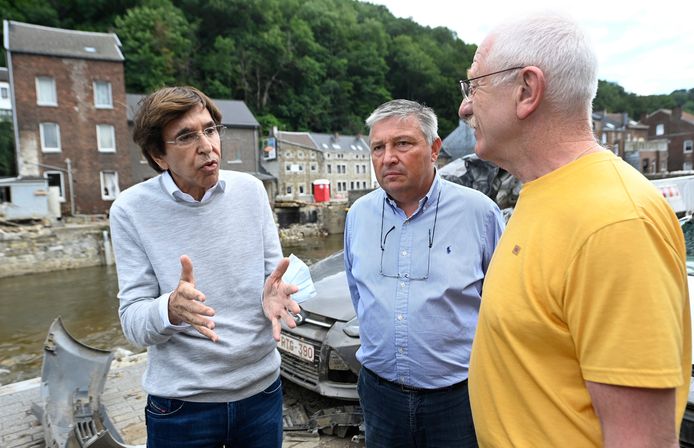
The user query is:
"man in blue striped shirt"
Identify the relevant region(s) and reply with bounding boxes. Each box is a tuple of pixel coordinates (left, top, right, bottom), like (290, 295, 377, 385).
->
(344, 99, 504, 447)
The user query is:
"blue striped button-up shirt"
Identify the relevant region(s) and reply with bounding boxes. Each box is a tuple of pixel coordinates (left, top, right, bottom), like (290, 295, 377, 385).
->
(344, 174, 504, 388)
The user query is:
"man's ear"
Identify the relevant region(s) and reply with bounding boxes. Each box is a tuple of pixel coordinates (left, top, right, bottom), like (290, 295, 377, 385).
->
(431, 137, 442, 162)
(152, 154, 169, 171)
(516, 66, 545, 120)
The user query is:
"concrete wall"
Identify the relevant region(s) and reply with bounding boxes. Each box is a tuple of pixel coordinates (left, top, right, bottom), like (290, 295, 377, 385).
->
(0, 223, 109, 278)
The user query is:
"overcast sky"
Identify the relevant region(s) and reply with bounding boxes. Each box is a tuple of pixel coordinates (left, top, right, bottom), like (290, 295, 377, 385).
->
(364, 0, 694, 96)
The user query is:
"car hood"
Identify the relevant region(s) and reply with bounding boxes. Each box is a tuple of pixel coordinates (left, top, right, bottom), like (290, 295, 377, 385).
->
(301, 250, 356, 322)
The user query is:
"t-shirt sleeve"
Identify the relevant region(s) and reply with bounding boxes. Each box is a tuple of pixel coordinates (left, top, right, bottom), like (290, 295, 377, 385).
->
(564, 218, 687, 388)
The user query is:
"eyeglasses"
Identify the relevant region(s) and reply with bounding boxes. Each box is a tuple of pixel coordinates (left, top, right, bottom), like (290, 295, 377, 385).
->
(164, 125, 225, 147)
(379, 190, 441, 281)
(459, 66, 525, 102)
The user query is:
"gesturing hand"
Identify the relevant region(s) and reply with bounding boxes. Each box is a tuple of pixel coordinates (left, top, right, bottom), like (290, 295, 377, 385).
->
(168, 255, 218, 342)
(262, 258, 300, 341)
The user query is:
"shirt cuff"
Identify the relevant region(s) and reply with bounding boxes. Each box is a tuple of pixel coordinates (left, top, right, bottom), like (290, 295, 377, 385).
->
(158, 291, 191, 330)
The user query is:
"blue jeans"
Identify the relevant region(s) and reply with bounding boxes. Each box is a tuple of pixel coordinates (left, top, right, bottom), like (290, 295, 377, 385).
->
(358, 367, 478, 448)
(145, 376, 283, 448)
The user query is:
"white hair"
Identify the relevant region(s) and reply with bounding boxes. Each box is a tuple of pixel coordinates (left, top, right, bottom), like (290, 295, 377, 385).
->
(486, 11, 598, 119)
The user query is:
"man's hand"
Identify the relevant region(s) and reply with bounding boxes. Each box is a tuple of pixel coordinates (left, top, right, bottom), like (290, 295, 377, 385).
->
(168, 255, 218, 342)
(263, 258, 300, 341)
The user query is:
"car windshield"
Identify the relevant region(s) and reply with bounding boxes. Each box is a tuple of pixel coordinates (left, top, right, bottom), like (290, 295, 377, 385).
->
(682, 216, 694, 275)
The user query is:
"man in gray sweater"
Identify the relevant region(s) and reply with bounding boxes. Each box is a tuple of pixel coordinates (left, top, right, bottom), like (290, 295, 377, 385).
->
(109, 86, 300, 447)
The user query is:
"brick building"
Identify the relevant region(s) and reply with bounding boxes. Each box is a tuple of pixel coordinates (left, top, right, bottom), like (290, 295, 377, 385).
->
(4, 20, 131, 215)
(641, 107, 694, 172)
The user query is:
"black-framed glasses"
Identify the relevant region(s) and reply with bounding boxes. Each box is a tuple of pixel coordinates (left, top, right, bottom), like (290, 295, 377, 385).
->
(459, 66, 525, 102)
(379, 190, 441, 281)
(164, 124, 226, 147)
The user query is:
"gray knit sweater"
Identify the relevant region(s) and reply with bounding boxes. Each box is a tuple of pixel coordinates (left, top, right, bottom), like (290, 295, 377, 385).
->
(109, 170, 282, 402)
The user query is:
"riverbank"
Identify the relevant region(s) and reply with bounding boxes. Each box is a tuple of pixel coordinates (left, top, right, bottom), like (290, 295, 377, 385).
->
(0, 217, 340, 278)
(0, 352, 363, 447)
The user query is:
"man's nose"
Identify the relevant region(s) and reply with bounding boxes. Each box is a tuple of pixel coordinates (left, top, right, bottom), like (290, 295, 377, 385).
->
(383, 145, 399, 163)
(459, 99, 473, 121)
(197, 133, 213, 153)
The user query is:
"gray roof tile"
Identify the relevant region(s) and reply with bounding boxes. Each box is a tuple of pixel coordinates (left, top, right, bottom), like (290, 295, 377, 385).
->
(4, 20, 123, 61)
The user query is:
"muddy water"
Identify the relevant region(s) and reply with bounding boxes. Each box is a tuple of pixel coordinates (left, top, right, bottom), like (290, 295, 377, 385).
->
(0, 234, 344, 386)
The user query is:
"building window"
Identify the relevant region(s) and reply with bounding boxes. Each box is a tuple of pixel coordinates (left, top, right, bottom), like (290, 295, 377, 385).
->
(228, 148, 242, 163)
(297, 151, 304, 159)
(44, 171, 65, 201)
(311, 163, 317, 172)
(656, 124, 664, 136)
(298, 184, 305, 194)
(97, 124, 116, 152)
(100, 171, 120, 200)
(286, 185, 292, 194)
(285, 151, 293, 158)
(36, 76, 57, 106)
(327, 164, 332, 174)
(93, 81, 113, 108)
(310, 152, 316, 159)
(684, 140, 693, 154)
(0, 87, 7, 99)
(350, 181, 355, 190)
(0, 186, 10, 202)
(40, 123, 61, 152)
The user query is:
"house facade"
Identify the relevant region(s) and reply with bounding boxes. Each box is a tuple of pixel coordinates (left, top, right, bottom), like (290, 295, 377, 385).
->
(0, 67, 10, 120)
(265, 131, 372, 202)
(641, 107, 694, 172)
(4, 20, 131, 215)
(591, 111, 649, 158)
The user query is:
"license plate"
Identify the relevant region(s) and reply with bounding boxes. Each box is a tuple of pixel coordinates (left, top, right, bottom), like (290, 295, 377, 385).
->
(278, 334, 315, 362)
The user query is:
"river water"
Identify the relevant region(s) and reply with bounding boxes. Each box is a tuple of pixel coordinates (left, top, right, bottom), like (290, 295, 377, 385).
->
(0, 234, 344, 386)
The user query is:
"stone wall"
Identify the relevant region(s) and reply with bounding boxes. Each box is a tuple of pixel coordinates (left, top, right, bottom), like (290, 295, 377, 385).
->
(0, 223, 109, 278)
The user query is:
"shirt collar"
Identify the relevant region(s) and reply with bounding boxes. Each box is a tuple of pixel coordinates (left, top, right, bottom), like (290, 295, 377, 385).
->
(161, 170, 226, 203)
(384, 168, 442, 214)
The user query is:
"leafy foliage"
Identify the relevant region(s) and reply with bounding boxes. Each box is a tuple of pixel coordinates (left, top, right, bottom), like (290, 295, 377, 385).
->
(1, 0, 692, 139)
(0, 121, 16, 176)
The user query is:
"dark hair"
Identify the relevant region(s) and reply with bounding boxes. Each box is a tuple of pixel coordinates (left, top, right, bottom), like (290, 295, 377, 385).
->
(133, 86, 222, 172)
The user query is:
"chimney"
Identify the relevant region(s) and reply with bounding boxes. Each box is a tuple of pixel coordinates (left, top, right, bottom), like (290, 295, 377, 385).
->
(673, 106, 682, 121)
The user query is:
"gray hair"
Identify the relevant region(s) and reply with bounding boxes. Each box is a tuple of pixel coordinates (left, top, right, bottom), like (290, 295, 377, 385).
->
(486, 12, 598, 120)
(365, 99, 439, 145)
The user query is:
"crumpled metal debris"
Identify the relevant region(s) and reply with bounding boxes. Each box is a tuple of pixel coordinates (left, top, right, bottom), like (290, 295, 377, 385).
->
(31, 316, 143, 448)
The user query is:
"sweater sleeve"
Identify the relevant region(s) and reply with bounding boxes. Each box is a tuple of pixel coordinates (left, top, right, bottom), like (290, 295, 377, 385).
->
(109, 200, 184, 347)
(259, 181, 283, 277)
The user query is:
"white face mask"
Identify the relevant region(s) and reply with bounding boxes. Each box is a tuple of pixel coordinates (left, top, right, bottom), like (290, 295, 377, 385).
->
(281, 254, 317, 303)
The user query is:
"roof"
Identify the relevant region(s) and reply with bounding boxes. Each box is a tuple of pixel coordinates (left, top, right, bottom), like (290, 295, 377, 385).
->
(645, 108, 694, 126)
(126, 93, 259, 127)
(441, 120, 476, 159)
(4, 20, 123, 62)
(592, 111, 648, 130)
(309, 132, 370, 153)
(276, 131, 317, 150)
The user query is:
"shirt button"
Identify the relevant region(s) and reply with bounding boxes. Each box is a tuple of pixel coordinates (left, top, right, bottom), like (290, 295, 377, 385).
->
(401, 250, 408, 256)
(400, 282, 405, 288)
(397, 314, 404, 320)
(403, 273, 409, 278)
(398, 347, 404, 354)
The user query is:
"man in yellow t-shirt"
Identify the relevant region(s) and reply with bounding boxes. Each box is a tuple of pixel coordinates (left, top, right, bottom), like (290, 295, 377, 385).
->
(457, 12, 691, 447)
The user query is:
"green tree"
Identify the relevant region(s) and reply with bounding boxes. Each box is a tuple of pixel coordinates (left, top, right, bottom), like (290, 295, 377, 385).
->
(0, 121, 16, 177)
(114, 0, 197, 93)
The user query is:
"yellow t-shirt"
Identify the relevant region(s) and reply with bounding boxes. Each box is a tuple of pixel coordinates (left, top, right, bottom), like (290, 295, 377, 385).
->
(470, 151, 691, 447)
